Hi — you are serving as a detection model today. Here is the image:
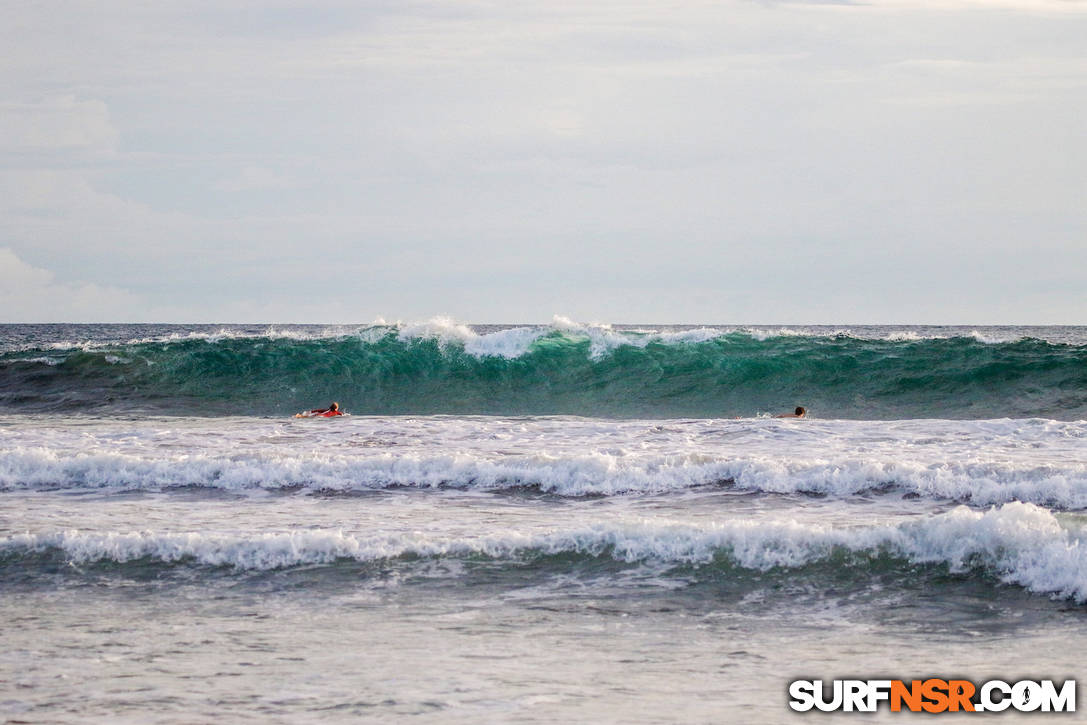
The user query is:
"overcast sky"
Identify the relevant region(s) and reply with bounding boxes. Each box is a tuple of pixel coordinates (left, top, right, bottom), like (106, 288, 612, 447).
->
(2, 0, 1084, 324)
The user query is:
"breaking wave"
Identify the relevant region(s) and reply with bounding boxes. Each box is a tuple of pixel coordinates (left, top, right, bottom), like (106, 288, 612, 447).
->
(2, 318, 1086, 419)
(4, 503, 1085, 602)
(2, 441, 1086, 508)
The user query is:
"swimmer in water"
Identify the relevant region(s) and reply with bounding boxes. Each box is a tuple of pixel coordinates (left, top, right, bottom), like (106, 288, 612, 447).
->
(295, 402, 344, 418)
(774, 406, 806, 418)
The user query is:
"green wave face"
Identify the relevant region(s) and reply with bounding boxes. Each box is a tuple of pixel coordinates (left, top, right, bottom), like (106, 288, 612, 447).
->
(2, 329, 1086, 419)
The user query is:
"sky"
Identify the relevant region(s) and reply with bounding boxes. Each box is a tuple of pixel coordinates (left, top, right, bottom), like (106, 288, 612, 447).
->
(1, 0, 1085, 324)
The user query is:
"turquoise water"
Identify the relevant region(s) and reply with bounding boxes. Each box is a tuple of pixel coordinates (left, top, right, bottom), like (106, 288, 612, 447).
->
(2, 323, 1085, 723)
(2, 322, 1086, 419)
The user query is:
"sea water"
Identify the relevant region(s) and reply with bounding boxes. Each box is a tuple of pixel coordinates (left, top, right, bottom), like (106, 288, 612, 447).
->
(1, 321, 1085, 723)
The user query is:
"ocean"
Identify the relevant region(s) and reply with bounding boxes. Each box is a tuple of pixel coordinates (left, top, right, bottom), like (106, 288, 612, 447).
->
(2, 320, 1085, 723)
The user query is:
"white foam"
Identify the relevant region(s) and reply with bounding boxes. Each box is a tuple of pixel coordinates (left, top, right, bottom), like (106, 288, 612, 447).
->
(391, 316, 723, 360)
(464, 326, 547, 359)
(743, 327, 812, 342)
(549, 315, 595, 333)
(355, 323, 393, 344)
(3, 417, 1084, 512)
(123, 326, 360, 345)
(547, 318, 729, 358)
(550, 315, 633, 359)
(396, 317, 476, 346)
(2, 443, 1085, 508)
(5, 503, 1085, 600)
(969, 329, 1023, 344)
(884, 331, 925, 342)
(5, 321, 1069, 368)
(392, 317, 547, 359)
(654, 328, 723, 345)
(12, 326, 362, 354)
(891, 502, 1087, 601)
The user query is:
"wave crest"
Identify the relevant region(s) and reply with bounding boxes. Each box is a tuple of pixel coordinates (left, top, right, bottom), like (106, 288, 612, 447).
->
(5, 504, 1084, 601)
(2, 320, 1085, 418)
(3, 444, 1085, 508)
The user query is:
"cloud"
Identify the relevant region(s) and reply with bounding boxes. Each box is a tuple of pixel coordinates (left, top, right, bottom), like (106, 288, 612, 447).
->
(0, 97, 118, 156)
(0, 248, 143, 322)
(0, 1, 1083, 323)
(213, 166, 295, 192)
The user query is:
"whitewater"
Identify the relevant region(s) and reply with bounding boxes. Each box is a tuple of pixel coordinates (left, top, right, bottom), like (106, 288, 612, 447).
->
(2, 322, 1085, 723)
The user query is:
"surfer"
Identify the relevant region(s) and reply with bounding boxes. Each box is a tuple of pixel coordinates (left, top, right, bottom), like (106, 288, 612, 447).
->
(295, 402, 344, 418)
(775, 406, 806, 418)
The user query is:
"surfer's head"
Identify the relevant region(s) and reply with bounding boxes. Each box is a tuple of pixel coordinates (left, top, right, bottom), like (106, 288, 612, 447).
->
(330, 402, 339, 411)
(795, 406, 806, 417)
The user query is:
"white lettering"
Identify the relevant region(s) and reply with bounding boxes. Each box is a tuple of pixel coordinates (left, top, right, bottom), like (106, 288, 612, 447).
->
(814, 680, 843, 712)
(843, 680, 868, 712)
(788, 680, 816, 712)
(1013, 680, 1043, 712)
(1040, 680, 1076, 712)
(866, 680, 892, 711)
(981, 680, 1012, 712)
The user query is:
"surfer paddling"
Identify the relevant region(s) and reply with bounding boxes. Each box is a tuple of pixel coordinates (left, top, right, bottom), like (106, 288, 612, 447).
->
(775, 406, 807, 418)
(295, 402, 344, 418)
